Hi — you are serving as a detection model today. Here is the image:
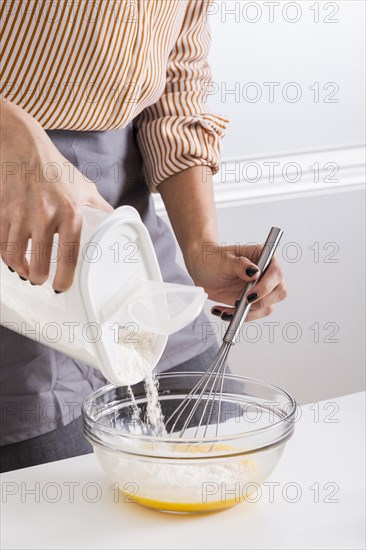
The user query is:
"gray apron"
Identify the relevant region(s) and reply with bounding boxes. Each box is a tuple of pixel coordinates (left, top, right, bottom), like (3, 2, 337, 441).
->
(0, 124, 217, 445)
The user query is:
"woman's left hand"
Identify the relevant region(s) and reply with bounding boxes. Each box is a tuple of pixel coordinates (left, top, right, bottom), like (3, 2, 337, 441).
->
(185, 243, 288, 322)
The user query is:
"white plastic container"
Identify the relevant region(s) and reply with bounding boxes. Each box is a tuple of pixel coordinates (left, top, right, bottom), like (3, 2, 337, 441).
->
(0, 206, 206, 386)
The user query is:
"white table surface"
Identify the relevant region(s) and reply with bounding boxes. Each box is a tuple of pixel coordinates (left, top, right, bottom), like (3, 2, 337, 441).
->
(1, 391, 365, 550)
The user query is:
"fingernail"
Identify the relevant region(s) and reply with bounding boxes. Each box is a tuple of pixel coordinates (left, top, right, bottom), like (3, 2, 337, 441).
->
(19, 275, 27, 281)
(30, 282, 36, 286)
(246, 267, 259, 278)
(54, 290, 63, 294)
(221, 312, 234, 321)
(235, 300, 241, 307)
(211, 308, 221, 316)
(8, 266, 15, 273)
(247, 292, 259, 303)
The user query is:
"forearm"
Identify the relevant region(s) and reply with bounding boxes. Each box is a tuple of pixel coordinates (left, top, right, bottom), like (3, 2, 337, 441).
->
(158, 165, 218, 275)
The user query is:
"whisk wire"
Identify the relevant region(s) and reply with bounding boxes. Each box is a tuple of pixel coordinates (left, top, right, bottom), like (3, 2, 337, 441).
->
(201, 344, 230, 438)
(165, 350, 223, 434)
(175, 348, 227, 437)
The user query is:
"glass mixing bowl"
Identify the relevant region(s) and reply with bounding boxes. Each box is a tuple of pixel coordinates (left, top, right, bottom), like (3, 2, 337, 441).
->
(82, 372, 296, 514)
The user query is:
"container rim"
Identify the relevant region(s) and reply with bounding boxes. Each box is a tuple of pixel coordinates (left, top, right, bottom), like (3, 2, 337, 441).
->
(82, 372, 297, 448)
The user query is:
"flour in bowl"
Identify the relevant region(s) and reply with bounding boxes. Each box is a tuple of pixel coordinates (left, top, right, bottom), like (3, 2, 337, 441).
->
(96, 445, 258, 506)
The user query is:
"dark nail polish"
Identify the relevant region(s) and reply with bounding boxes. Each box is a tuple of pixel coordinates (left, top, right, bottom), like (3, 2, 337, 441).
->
(19, 275, 27, 281)
(222, 312, 234, 321)
(8, 266, 15, 273)
(246, 267, 259, 278)
(211, 308, 221, 316)
(54, 290, 63, 294)
(30, 282, 36, 286)
(247, 292, 259, 303)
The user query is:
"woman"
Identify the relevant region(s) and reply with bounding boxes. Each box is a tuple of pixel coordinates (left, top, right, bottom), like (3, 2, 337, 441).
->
(0, 0, 287, 472)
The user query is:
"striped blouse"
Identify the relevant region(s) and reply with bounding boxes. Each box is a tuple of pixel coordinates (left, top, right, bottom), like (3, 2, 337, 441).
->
(0, 0, 228, 191)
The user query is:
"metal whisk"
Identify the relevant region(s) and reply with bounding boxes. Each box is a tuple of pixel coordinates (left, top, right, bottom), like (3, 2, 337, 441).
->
(166, 227, 283, 438)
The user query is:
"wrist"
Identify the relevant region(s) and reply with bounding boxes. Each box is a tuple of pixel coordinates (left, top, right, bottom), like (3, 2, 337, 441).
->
(183, 237, 219, 282)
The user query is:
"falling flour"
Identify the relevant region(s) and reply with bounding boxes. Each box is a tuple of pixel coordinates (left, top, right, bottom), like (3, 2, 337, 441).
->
(116, 326, 166, 435)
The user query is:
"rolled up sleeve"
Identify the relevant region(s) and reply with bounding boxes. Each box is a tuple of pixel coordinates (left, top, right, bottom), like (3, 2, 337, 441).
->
(134, 0, 229, 193)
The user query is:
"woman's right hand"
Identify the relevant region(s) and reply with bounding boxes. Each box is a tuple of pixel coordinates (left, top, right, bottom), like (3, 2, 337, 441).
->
(0, 99, 112, 292)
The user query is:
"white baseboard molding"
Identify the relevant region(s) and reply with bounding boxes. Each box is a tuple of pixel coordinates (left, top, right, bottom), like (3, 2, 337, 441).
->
(153, 144, 365, 213)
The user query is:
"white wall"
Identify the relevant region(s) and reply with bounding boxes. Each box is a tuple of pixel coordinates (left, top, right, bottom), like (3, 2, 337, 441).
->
(155, 1, 365, 404)
(207, 0, 365, 158)
(210, 188, 365, 405)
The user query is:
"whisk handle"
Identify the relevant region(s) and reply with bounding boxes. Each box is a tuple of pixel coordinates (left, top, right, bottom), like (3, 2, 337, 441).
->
(223, 227, 283, 345)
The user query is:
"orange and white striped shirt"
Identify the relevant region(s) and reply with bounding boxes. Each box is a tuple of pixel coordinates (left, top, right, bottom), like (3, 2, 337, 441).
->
(0, 0, 228, 191)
